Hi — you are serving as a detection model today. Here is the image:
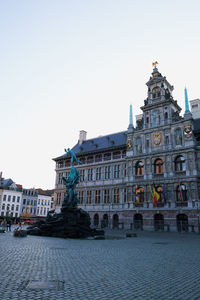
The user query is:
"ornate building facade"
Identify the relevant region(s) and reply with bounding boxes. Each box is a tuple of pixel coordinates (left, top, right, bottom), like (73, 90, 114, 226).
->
(53, 66, 200, 232)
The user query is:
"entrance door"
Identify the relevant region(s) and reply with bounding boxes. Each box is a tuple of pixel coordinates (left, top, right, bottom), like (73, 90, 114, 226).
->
(176, 214, 188, 232)
(134, 214, 143, 230)
(94, 214, 99, 227)
(102, 214, 109, 228)
(154, 214, 164, 231)
(113, 214, 119, 229)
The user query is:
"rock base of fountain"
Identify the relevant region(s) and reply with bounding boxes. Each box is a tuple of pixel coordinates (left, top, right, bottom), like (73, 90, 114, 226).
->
(27, 207, 104, 239)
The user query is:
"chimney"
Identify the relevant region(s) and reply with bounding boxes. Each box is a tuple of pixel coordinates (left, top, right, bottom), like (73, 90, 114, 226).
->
(79, 130, 87, 144)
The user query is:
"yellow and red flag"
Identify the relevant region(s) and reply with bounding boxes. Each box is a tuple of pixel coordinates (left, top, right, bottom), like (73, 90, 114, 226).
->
(153, 187, 159, 207)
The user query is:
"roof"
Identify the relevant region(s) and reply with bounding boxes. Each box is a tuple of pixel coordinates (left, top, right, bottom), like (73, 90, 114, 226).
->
(36, 188, 54, 196)
(53, 131, 127, 161)
(1, 178, 14, 189)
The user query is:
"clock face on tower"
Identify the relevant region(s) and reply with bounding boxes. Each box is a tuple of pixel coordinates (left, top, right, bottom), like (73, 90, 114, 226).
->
(153, 131, 162, 146)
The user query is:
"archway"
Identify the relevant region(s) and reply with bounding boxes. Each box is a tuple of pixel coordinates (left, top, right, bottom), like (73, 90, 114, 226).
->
(134, 213, 143, 230)
(176, 214, 188, 232)
(101, 214, 109, 228)
(93, 213, 99, 227)
(112, 214, 119, 229)
(154, 213, 164, 231)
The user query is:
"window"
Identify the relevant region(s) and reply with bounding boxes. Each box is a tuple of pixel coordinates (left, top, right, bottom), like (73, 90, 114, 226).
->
(104, 189, 110, 204)
(135, 161, 144, 176)
(175, 128, 182, 146)
(113, 151, 121, 159)
(87, 191, 92, 204)
(105, 166, 111, 179)
(88, 169, 93, 181)
(6, 204, 10, 211)
(80, 169, 85, 182)
(96, 167, 101, 180)
(146, 140, 150, 149)
(135, 137, 142, 153)
(104, 153, 111, 161)
(58, 173, 63, 184)
(2, 204, 5, 210)
(16, 205, 19, 211)
(175, 155, 186, 172)
(17, 196, 20, 202)
(57, 193, 61, 205)
(87, 156, 94, 164)
(113, 188, 120, 203)
(78, 191, 84, 204)
(152, 109, 157, 127)
(95, 154, 102, 162)
(8, 195, 11, 202)
(38, 199, 40, 205)
(123, 188, 127, 203)
(11, 204, 14, 211)
(192, 104, 198, 108)
(154, 159, 164, 174)
(34, 200, 37, 206)
(146, 117, 149, 124)
(156, 186, 164, 203)
(176, 184, 187, 202)
(164, 112, 168, 120)
(123, 163, 127, 177)
(65, 159, 71, 167)
(165, 136, 169, 145)
(152, 86, 161, 99)
(135, 187, 144, 203)
(3, 195, 6, 201)
(114, 165, 120, 179)
(95, 190, 101, 204)
(12, 196, 16, 202)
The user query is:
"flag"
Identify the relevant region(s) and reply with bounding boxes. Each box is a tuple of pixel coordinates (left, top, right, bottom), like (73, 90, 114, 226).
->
(153, 187, 159, 207)
(163, 185, 167, 205)
(178, 179, 184, 203)
(135, 186, 139, 202)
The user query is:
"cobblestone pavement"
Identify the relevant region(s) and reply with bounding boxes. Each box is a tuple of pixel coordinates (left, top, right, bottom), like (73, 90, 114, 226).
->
(0, 228, 200, 300)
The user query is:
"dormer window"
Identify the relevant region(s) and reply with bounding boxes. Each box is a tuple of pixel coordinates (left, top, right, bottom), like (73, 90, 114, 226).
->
(152, 87, 161, 99)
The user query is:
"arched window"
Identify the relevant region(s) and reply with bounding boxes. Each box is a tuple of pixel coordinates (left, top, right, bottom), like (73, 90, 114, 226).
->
(164, 112, 168, 120)
(135, 161, 144, 176)
(156, 186, 164, 203)
(154, 159, 164, 174)
(176, 184, 187, 203)
(175, 155, 186, 172)
(152, 87, 161, 99)
(136, 187, 144, 203)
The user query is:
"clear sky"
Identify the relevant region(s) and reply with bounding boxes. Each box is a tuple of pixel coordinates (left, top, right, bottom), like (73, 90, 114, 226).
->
(0, 0, 200, 189)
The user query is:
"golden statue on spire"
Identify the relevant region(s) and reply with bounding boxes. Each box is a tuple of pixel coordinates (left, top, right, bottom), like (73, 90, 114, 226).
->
(152, 61, 158, 68)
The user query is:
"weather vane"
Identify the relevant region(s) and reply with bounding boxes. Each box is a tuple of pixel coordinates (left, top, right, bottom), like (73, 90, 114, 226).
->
(152, 61, 158, 68)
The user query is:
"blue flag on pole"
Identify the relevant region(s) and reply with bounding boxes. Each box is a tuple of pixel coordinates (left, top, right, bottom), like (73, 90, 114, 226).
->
(163, 185, 167, 205)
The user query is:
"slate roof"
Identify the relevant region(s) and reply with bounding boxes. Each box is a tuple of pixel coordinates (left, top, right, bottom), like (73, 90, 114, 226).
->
(53, 131, 127, 161)
(1, 178, 14, 189)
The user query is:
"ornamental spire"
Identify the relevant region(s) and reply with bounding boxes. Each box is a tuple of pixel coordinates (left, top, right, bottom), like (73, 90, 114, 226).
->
(184, 87, 190, 112)
(128, 104, 133, 130)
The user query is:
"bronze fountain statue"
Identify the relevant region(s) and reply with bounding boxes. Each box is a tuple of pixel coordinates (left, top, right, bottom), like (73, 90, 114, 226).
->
(27, 148, 104, 239)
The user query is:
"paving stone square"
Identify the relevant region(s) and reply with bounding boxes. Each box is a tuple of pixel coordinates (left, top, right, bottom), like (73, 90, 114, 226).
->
(0, 228, 200, 300)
